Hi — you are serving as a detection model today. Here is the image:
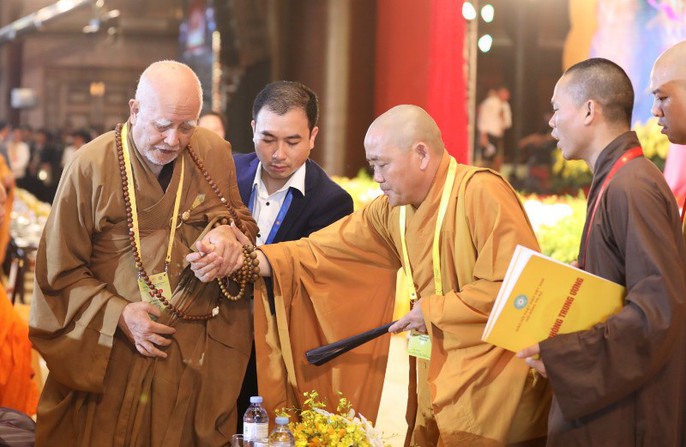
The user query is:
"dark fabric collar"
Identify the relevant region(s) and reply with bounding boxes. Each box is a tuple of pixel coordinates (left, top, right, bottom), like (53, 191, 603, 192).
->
(157, 161, 175, 191)
(579, 130, 641, 266)
(591, 130, 641, 187)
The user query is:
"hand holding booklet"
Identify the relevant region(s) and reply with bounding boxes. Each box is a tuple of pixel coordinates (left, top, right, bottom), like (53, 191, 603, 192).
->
(482, 245, 625, 352)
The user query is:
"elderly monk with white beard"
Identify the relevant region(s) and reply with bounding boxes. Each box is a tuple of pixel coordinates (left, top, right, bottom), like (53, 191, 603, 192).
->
(29, 60, 258, 447)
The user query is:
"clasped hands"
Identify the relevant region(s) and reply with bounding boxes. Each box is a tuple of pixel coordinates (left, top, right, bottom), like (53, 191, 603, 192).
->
(185, 223, 251, 283)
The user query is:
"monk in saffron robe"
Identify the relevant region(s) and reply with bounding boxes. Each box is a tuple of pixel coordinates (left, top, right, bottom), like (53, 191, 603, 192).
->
(0, 155, 14, 264)
(520, 58, 686, 446)
(650, 40, 686, 241)
(233, 105, 551, 446)
(0, 182, 38, 416)
(29, 61, 258, 447)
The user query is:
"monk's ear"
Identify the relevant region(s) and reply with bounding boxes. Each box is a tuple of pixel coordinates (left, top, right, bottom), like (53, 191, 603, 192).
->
(415, 142, 430, 170)
(129, 99, 139, 124)
(583, 100, 597, 125)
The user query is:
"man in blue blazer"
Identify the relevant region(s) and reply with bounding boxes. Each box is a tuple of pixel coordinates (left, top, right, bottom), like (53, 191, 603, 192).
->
(233, 81, 353, 428)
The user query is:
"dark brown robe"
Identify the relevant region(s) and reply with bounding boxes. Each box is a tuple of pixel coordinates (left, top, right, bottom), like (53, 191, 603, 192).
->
(29, 126, 257, 447)
(540, 131, 686, 446)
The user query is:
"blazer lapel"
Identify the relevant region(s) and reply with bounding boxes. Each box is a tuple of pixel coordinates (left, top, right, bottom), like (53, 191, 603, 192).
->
(273, 160, 314, 242)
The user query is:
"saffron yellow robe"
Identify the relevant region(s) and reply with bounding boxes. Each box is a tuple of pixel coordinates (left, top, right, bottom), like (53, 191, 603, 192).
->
(0, 286, 38, 415)
(0, 155, 14, 264)
(255, 152, 551, 446)
(29, 126, 257, 447)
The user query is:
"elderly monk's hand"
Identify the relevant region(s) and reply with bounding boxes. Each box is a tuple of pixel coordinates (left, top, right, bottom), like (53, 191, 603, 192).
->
(389, 299, 427, 334)
(516, 343, 547, 378)
(118, 301, 176, 358)
(186, 223, 245, 282)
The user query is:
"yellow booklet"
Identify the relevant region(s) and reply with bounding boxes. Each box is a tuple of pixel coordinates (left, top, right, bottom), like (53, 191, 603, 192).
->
(482, 245, 625, 352)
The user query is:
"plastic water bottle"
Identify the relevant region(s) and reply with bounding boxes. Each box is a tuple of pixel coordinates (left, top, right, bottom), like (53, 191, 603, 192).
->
(243, 396, 269, 442)
(268, 416, 295, 447)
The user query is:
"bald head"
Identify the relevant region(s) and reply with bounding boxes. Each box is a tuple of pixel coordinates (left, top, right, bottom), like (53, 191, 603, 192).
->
(129, 61, 204, 173)
(135, 60, 203, 115)
(653, 40, 686, 80)
(365, 105, 446, 208)
(650, 40, 686, 144)
(365, 105, 444, 156)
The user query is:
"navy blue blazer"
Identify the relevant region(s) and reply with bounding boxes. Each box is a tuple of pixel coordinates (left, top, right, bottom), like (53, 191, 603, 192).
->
(233, 152, 354, 243)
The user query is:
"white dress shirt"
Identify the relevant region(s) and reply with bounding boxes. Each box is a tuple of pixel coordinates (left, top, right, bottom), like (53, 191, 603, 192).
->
(250, 162, 307, 246)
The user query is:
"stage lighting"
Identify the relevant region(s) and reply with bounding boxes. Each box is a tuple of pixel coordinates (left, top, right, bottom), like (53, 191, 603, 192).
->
(478, 34, 493, 52)
(462, 1, 477, 21)
(481, 4, 495, 23)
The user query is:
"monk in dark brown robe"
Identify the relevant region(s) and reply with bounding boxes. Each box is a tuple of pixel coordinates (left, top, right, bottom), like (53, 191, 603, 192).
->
(29, 61, 258, 447)
(519, 58, 686, 446)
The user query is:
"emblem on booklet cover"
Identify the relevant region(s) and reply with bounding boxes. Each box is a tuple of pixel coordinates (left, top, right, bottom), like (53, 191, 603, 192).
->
(514, 294, 528, 310)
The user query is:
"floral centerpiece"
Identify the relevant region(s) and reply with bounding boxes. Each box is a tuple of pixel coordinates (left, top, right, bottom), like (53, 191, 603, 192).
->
(280, 391, 391, 447)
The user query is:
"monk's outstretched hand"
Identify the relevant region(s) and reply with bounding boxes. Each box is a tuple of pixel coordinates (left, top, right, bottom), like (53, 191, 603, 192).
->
(389, 299, 427, 334)
(118, 301, 176, 358)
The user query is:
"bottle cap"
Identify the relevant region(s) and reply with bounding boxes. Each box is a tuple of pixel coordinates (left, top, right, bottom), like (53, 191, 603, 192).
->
(275, 416, 289, 425)
(249, 396, 263, 404)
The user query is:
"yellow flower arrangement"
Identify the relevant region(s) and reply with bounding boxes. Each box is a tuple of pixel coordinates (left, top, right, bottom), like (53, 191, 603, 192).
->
(331, 169, 382, 211)
(281, 391, 391, 447)
(634, 117, 669, 171)
(551, 148, 593, 194)
(522, 193, 587, 264)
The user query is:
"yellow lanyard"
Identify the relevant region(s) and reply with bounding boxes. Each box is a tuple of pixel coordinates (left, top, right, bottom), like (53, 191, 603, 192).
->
(120, 123, 185, 269)
(399, 157, 457, 297)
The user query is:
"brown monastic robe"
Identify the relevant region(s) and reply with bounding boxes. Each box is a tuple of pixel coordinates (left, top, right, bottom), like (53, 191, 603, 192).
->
(29, 126, 257, 447)
(255, 152, 551, 446)
(540, 132, 686, 446)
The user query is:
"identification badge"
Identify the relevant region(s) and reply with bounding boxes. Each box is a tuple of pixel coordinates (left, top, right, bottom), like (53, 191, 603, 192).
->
(137, 271, 172, 311)
(408, 332, 431, 360)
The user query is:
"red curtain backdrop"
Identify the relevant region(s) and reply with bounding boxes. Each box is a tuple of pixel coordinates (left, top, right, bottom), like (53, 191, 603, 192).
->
(375, 0, 468, 163)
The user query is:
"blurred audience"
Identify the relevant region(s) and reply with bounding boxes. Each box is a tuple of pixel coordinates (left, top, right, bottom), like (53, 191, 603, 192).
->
(199, 111, 227, 139)
(518, 112, 556, 194)
(7, 129, 30, 182)
(61, 129, 92, 168)
(477, 86, 512, 171)
(25, 129, 62, 204)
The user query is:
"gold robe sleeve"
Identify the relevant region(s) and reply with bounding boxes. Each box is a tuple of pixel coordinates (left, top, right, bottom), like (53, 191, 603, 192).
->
(256, 199, 399, 421)
(29, 145, 129, 393)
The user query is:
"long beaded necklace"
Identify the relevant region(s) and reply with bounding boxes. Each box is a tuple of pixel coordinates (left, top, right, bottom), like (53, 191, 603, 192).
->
(115, 123, 259, 321)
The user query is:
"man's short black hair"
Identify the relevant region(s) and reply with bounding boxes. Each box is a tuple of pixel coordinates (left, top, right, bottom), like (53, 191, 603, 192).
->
(252, 81, 319, 132)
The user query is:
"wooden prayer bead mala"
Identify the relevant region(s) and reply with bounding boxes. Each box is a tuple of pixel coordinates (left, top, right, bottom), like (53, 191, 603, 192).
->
(115, 123, 259, 320)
